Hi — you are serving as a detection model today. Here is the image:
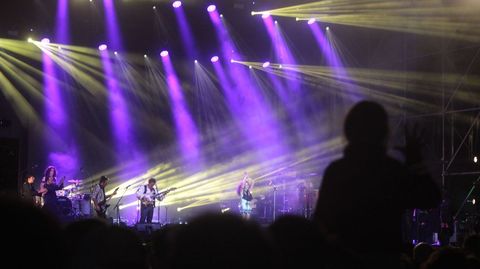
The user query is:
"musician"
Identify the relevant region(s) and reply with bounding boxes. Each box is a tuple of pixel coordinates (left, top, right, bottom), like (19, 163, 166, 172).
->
(92, 176, 116, 219)
(136, 178, 157, 224)
(21, 175, 44, 206)
(41, 166, 65, 217)
(237, 172, 254, 220)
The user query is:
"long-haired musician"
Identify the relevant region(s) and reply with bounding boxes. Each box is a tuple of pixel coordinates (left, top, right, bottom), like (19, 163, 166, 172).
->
(41, 166, 64, 217)
(237, 172, 254, 220)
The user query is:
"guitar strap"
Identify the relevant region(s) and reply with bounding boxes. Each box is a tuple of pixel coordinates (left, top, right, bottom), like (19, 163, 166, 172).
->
(101, 186, 106, 205)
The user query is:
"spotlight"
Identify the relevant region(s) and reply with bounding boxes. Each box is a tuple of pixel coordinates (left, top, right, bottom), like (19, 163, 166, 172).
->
(160, 50, 169, 57)
(308, 18, 316, 24)
(249, 65, 252, 69)
(27, 38, 33, 43)
(262, 61, 270, 68)
(274, 20, 278, 24)
(220, 14, 223, 18)
(58, 46, 62, 50)
(326, 26, 330, 30)
(474, 199, 477, 205)
(278, 64, 283, 69)
(172, 1, 182, 8)
(194, 60, 198, 63)
(210, 56, 219, 63)
(295, 17, 299, 21)
(261, 12, 270, 19)
(251, 11, 255, 16)
(207, 4, 216, 12)
(144, 54, 148, 58)
(40, 38, 50, 44)
(475, 156, 478, 163)
(114, 51, 118, 55)
(153, 5, 156, 10)
(98, 44, 107, 51)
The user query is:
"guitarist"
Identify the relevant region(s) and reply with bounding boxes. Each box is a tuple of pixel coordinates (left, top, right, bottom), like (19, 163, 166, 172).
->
(92, 176, 117, 219)
(135, 178, 158, 224)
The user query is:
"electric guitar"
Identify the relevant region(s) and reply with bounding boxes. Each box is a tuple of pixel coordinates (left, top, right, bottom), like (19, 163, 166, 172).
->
(95, 187, 119, 215)
(141, 187, 177, 206)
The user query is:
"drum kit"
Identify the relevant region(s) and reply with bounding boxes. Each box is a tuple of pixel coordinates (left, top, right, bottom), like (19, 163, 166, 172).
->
(56, 179, 92, 218)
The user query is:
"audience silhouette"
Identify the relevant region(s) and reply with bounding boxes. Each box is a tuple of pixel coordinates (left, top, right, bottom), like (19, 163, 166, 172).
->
(314, 101, 441, 268)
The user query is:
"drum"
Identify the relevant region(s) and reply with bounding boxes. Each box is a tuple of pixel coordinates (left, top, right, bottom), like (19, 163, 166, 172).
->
(57, 196, 72, 215)
(79, 194, 92, 216)
(71, 194, 92, 216)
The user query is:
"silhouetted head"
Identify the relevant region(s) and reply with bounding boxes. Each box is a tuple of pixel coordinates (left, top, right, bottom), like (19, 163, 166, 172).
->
(422, 247, 468, 269)
(464, 234, 480, 259)
(0, 195, 64, 268)
(171, 213, 273, 269)
(414, 242, 434, 266)
(344, 101, 389, 146)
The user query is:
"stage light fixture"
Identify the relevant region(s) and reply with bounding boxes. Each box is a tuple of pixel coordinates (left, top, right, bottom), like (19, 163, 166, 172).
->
(475, 156, 478, 163)
(262, 12, 270, 19)
(98, 44, 107, 51)
(160, 50, 169, 57)
(144, 54, 148, 58)
(249, 65, 252, 69)
(194, 60, 198, 63)
(27, 38, 33, 43)
(210, 56, 219, 63)
(274, 20, 278, 24)
(308, 18, 316, 24)
(114, 51, 118, 55)
(278, 64, 283, 69)
(153, 5, 156, 10)
(326, 26, 330, 30)
(173, 1, 182, 8)
(262, 61, 270, 68)
(207, 4, 216, 12)
(41, 38, 50, 44)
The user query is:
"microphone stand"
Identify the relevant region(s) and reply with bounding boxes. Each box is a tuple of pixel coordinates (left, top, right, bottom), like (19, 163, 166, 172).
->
(114, 186, 129, 225)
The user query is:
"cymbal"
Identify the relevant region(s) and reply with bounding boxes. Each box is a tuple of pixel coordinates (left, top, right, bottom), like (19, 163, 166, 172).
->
(68, 179, 83, 183)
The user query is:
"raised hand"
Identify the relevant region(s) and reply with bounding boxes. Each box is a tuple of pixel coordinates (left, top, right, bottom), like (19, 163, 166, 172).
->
(397, 122, 427, 166)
